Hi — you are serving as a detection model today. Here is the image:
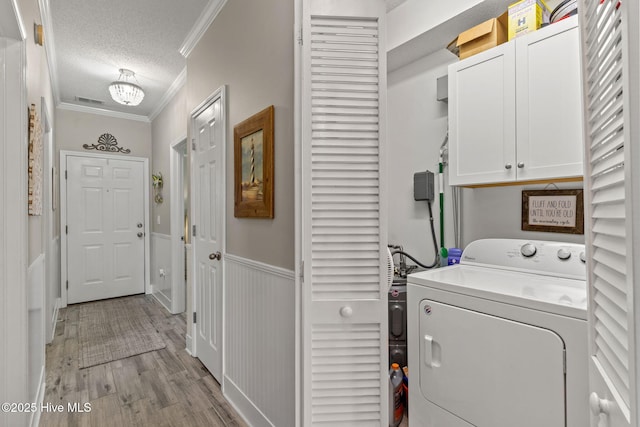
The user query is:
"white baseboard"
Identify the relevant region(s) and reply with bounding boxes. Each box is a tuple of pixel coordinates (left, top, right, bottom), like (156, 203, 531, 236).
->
(29, 365, 45, 427)
(151, 286, 172, 312)
(224, 376, 273, 427)
(50, 297, 60, 343)
(186, 334, 193, 355)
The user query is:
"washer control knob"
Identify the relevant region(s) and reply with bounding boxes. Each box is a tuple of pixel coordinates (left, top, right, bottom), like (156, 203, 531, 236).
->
(579, 251, 587, 263)
(521, 243, 537, 258)
(557, 248, 572, 260)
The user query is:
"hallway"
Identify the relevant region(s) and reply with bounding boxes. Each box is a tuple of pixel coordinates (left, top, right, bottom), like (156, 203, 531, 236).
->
(40, 295, 246, 427)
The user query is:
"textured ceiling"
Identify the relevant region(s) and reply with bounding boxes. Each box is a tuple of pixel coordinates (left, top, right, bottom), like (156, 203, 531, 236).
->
(50, 0, 209, 117)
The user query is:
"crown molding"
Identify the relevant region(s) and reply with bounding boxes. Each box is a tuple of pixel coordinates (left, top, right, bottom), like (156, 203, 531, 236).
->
(1, 0, 26, 40)
(38, 0, 61, 104)
(179, 0, 227, 58)
(57, 102, 151, 123)
(149, 67, 186, 122)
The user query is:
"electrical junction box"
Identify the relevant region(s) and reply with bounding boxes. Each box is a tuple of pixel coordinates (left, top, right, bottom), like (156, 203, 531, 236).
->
(414, 170, 435, 201)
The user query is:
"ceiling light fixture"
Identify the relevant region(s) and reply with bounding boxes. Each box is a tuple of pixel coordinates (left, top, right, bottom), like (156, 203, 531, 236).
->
(108, 69, 145, 106)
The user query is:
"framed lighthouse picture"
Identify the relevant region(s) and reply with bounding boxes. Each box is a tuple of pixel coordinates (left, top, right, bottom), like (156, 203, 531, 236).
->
(234, 105, 274, 218)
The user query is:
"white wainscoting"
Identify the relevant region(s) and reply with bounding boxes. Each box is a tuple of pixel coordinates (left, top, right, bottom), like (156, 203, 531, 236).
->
(224, 254, 295, 427)
(151, 233, 172, 311)
(27, 254, 46, 427)
(186, 244, 193, 354)
(47, 236, 61, 343)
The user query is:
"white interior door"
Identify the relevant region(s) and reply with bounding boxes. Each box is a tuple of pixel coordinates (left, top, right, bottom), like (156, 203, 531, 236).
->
(300, 0, 388, 424)
(192, 89, 225, 381)
(66, 155, 145, 304)
(580, 0, 639, 426)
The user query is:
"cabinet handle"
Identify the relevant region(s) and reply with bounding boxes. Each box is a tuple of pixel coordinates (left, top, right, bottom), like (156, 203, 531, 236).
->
(505, 163, 512, 170)
(517, 162, 525, 168)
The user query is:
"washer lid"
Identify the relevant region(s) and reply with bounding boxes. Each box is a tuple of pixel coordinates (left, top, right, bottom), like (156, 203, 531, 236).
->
(408, 264, 587, 319)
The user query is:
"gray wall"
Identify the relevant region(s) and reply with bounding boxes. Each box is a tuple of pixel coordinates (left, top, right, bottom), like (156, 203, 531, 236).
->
(187, 0, 295, 270)
(56, 109, 152, 159)
(151, 85, 187, 235)
(387, 49, 585, 261)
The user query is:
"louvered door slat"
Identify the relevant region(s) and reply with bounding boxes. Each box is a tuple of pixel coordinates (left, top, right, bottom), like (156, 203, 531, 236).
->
(581, 0, 637, 421)
(302, 1, 387, 424)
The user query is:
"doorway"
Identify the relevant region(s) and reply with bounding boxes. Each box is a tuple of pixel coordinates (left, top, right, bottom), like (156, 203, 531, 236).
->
(167, 138, 187, 314)
(190, 86, 226, 381)
(60, 151, 150, 306)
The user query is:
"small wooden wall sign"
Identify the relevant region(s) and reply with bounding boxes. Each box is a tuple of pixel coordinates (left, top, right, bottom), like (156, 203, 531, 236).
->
(522, 189, 584, 234)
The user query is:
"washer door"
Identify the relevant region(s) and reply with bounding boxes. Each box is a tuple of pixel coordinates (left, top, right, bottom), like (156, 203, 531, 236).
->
(419, 299, 565, 427)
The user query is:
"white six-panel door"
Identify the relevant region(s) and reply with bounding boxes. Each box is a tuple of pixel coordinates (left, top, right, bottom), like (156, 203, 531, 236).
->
(65, 155, 145, 304)
(192, 88, 225, 382)
(300, 0, 388, 424)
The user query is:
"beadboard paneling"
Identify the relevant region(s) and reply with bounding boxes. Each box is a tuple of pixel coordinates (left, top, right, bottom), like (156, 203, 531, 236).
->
(224, 254, 295, 427)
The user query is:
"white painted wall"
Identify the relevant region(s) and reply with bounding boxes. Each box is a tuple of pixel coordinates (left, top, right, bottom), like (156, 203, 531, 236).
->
(387, 0, 483, 50)
(387, 49, 584, 261)
(388, 0, 566, 52)
(151, 84, 187, 236)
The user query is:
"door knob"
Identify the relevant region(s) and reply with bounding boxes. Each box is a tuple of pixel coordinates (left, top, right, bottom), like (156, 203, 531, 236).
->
(589, 392, 612, 416)
(517, 162, 525, 168)
(505, 163, 512, 170)
(137, 232, 144, 238)
(137, 223, 143, 228)
(209, 251, 222, 261)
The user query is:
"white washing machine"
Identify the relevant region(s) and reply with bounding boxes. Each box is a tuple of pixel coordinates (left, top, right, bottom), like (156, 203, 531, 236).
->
(407, 239, 588, 427)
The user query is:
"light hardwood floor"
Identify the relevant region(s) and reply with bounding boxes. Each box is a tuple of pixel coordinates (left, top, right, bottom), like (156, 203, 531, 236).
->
(40, 295, 247, 427)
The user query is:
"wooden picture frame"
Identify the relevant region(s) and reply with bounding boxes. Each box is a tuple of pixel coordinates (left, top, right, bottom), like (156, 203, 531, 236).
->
(234, 105, 274, 218)
(522, 189, 584, 234)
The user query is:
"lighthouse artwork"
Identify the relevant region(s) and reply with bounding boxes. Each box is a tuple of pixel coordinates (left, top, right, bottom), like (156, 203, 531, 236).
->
(234, 105, 274, 218)
(241, 130, 264, 202)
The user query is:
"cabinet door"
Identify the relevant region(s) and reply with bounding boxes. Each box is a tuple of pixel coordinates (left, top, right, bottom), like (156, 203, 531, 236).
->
(516, 16, 583, 181)
(449, 43, 516, 186)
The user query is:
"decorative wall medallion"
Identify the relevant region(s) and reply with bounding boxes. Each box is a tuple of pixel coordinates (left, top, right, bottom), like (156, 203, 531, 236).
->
(83, 133, 131, 154)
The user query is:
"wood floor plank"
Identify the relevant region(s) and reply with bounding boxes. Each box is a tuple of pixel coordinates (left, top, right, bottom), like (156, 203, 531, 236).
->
(111, 357, 146, 406)
(86, 363, 116, 401)
(41, 295, 247, 427)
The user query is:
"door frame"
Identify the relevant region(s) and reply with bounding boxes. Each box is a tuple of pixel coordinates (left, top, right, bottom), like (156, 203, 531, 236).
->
(59, 150, 150, 308)
(188, 86, 227, 368)
(169, 137, 187, 314)
(0, 11, 29, 424)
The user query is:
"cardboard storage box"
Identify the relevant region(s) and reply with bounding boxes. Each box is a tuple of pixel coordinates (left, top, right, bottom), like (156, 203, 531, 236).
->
(508, 0, 551, 40)
(449, 12, 508, 60)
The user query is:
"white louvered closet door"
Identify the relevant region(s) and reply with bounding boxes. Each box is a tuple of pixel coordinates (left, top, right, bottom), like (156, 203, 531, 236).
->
(580, 0, 639, 426)
(300, 0, 388, 425)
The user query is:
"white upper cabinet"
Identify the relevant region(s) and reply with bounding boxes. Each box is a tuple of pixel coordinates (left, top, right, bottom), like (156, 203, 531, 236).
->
(449, 16, 583, 186)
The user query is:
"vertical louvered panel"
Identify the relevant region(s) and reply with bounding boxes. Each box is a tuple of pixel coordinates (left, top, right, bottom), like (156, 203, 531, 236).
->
(582, 0, 634, 415)
(301, 1, 387, 425)
(310, 16, 381, 301)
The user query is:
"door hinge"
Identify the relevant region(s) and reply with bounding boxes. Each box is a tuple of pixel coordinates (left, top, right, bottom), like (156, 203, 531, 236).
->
(300, 260, 304, 282)
(192, 225, 196, 236)
(65, 225, 68, 234)
(297, 28, 303, 46)
(66, 280, 68, 290)
(193, 312, 197, 323)
(65, 170, 68, 179)
(192, 140, 196, 151)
